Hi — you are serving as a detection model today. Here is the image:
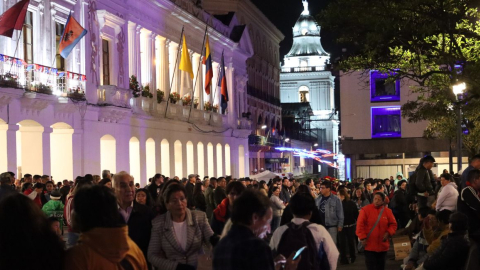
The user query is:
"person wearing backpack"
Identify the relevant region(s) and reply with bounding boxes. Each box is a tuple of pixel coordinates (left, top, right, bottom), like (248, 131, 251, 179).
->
(356, 192, 397, 270)
(270, 193, 339, 270)
(414, 156, 436, 208)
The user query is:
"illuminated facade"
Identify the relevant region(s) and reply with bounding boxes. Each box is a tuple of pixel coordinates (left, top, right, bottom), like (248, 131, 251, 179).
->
(203, 0, 286, 175)
(0, 0, 254, 184)
(279, 0, 339, 176)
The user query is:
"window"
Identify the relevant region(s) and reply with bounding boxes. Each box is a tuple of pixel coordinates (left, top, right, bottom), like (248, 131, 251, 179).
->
(55, 23, 65, 70)
(370, 70, 400, 102)
(298, 85, 309, 102)
(23, 11, 33, 64)
(102, 39, 110, 85)
(371, 106, 401, 138)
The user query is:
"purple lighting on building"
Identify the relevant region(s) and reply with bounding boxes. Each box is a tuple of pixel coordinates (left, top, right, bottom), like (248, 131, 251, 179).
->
(371, 106, 401, 138)
(370, 70, 400, 102)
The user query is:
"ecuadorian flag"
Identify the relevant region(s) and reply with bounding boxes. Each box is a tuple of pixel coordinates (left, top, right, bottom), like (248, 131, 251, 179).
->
(219, 53, 228, 112)
(59, 12, 87, 58)
(203, 35, 213, 95)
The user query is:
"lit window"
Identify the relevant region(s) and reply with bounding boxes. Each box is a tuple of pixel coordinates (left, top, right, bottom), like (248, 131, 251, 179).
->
(370, 70, 400, 102)
(102, 39, 110, 85)
(371, 106, 401, 138)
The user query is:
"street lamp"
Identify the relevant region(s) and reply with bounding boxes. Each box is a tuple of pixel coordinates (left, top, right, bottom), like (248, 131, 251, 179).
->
(452, 82, 466, 97)
(285, 138, 290, 142)
(313, 143, 318, 147)
(261, 125, 267, 129)
(453, 82, 466, 172)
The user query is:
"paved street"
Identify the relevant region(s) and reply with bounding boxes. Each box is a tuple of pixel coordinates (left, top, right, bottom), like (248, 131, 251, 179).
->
(338, 247, 400, 270)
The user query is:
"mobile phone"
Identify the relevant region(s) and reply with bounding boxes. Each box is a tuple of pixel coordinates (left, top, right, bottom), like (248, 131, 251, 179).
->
(292, 246, 307, 261)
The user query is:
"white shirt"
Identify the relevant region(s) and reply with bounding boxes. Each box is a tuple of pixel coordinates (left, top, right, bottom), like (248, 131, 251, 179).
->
(436, 182, 459, 211)
(269, 217, 339, 270)
(173, 220, 188, 251)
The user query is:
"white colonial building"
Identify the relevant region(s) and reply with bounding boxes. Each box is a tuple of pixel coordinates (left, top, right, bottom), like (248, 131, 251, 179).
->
(0, 0, 256, 186)
(279, 0, 339, 175)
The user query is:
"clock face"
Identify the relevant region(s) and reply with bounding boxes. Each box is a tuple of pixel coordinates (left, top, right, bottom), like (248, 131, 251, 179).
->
(301, 29, 308, 35)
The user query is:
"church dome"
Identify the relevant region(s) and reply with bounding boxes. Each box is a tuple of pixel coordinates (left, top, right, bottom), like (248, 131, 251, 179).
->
(286, 1, 328, 58)
(293, 14, 320, 37)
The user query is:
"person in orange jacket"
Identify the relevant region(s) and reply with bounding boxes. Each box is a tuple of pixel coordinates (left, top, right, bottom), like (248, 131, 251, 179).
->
(356, 192, 397, 270)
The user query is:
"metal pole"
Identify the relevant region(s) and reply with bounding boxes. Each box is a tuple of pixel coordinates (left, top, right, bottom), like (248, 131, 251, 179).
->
(457, 106, 462, 173)
(449, 138, 453, 174)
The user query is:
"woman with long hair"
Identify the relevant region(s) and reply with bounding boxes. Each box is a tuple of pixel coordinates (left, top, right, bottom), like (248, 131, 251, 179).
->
(211, 181, 246, 235)
(353, 188, 370, 210)
(193, 182, 207, 212)
(0, 193, 64, 270)
(338, 189, 359, 264)
(135, 188, 154, 208)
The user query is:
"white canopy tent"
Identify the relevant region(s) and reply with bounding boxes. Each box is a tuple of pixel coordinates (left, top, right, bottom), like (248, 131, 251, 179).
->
(250, 170, 279, 182)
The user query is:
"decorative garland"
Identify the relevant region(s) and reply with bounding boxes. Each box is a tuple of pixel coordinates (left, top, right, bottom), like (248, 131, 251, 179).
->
(0, 54, 87, 81)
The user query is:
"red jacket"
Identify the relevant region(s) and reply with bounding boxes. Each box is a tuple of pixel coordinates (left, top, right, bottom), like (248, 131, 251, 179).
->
(356, 203, 397, 252)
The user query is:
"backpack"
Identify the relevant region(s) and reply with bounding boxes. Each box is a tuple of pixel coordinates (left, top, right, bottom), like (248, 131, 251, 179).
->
(276, 221, 322, 270)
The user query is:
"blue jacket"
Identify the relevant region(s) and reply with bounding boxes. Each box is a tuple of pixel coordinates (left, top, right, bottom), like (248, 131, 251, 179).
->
(315, 194, 344, 228)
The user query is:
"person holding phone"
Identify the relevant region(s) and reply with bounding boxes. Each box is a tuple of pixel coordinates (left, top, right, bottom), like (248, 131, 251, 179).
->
(356, 192, 397, 270)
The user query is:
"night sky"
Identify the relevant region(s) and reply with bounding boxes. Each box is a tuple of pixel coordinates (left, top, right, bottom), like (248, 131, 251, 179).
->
(250, 0, 338, 63)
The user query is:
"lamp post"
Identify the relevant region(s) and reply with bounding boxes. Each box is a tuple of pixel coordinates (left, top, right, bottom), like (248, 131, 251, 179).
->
(453, 82, 466, 173)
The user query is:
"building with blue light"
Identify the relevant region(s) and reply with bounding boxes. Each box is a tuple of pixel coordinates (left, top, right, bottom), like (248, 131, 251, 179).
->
(340, 71, 468, 179)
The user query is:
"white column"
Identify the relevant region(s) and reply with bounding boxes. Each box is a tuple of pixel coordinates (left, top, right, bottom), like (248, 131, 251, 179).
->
(140, 29, 152, 87)
(162, 39, 170, 96)
(139, 137, 147, 186)
(168, 41, 179, 95)
(117, 136, 130, 173)
(226, 64, 235, 126)
(72, 131, 83, 177)
(6, 124, 18, 174)
(42, 127, 53, 176)
(150, 33, 157, 111)
(192, 53, 202, 109)
(128, 22, 137, 77)
(135, 25, 142, 83)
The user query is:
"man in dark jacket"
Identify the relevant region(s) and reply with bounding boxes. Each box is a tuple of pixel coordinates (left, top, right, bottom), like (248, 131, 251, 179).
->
(414, 156, 436, 208)
(185, 174, 196, 209)
(147, 174, 163, 204)
(461, 154, 480, 189)
(205, 178, 217, 219)
(458, 168, 480, 241)
(214, 177, 227, 207)
(279, 178, 292, 203)
(115, 171, 154, 264)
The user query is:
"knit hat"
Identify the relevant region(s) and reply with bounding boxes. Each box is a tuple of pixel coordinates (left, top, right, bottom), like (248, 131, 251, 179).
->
(50, 190, 61, 200)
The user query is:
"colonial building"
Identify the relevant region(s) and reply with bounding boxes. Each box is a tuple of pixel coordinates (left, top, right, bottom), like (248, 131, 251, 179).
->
(340, 71, 468, 179)
(279, 0, 339, 176)
(203, 0, 286, 175)
(0, 0, 254, 186)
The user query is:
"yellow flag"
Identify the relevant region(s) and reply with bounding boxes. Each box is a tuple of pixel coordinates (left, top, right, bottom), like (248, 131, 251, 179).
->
(179, 35, 194, 79)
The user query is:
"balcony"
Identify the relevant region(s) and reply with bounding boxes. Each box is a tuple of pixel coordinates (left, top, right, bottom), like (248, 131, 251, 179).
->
(248, 134, 289, 147)
(0, 54, 86, 99)
(281, 66, 325, 73)
(246, 85, 281, 106)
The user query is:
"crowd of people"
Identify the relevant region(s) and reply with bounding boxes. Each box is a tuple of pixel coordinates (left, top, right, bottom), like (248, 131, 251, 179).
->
(0, 154, 479, 270)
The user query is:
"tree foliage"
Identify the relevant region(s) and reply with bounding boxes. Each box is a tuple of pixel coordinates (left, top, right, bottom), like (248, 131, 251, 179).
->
(319, 0, 480, 156)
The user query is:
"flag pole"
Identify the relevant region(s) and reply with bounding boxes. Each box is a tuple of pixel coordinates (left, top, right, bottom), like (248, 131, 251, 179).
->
(164, 26, 184, 118)
(208, 53, 222, 126)
(187, 24, 208, 123)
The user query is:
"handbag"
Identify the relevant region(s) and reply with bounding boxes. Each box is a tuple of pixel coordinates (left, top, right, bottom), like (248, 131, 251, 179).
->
(358, 206, 385, 252)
